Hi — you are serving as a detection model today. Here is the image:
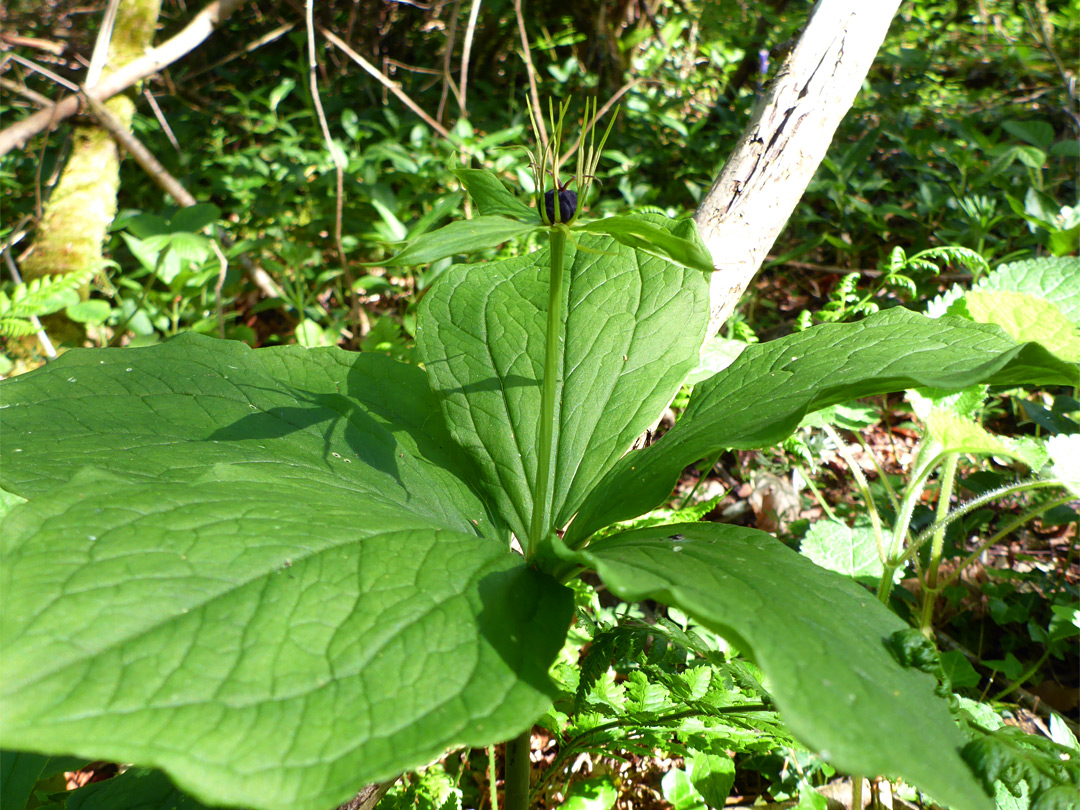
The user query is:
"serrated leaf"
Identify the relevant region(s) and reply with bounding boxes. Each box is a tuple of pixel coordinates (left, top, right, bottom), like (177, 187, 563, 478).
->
(924, 410, 1047, 468)
(0, 317, 39, 337)
(964, 290, 1080, 362)
(571, 523, 991, 810)
(375, 216, 540, 266)
(568, 309, 1079, 544)
(454, 169, 539, 222)
(799, 519, 883, 585)
(0, 335, 574, 810)
(416, 217, 709, 541)
(1047, 434, 1080, 495)
(976, 257, 1080, 325)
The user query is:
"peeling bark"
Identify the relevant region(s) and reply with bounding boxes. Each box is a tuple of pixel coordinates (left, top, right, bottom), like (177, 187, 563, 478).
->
(694, 0, 903, 339)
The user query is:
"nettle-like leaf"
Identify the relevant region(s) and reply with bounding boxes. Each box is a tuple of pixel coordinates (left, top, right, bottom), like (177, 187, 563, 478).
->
(417, 216, 709, 541)
(0, 337, 572, 810)
(566, 523, 991, 810)
(568, 309, 1080, 544)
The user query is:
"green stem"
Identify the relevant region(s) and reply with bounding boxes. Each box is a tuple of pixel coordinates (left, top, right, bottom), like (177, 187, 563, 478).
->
(504, 730, 532, 810)
(936, 494, 1073, 593)
(919, 453, 959, 637)
(823, 424, 888, 566)
(991, 648, 1051, 703)
(488, 746, 499, 810)
(527, 226, 568, 558)
(877, 442, 944, 603)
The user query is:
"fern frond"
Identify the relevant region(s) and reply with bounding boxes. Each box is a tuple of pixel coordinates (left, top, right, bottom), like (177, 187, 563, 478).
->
(0, 317, 41, 337)
(2, 269, 95, 320)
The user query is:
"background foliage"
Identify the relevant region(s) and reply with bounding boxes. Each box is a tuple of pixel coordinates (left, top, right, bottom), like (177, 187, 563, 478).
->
(1, 0, 1077, 808)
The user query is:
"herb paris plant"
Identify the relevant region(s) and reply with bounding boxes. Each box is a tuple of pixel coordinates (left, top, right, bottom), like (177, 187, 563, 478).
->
(2, 114, 1078, 810)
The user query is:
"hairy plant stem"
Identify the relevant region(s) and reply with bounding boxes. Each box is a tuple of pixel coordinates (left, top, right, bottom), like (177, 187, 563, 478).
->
(877, 442, 943, 602)
(488, 746, 499, 810)
(919, 453, 959, 636)
(527, 226, 567, 558)
(504, 730, 532, 810)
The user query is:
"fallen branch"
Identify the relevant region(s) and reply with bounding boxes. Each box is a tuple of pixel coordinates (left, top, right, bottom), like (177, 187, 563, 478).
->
(0, 0, 246, 156)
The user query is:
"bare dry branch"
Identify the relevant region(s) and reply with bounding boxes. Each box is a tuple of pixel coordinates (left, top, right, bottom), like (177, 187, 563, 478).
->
(0, 0, 247, 156)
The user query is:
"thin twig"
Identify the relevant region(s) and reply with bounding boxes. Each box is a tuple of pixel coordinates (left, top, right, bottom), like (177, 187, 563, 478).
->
(512, 0, 545, 152)
(305, 0, 355, 317)
(5, 53, 80, 92)
(436, 0, 462, 124)
(0, 0, 248, 156)
(85, 0, 122, 89)
(0, 78, 52, 107)
(319, 26, 470, 150)
(0, 33, 67, 56)
(184, 22, 296, 80)
(82, 88, 195, 205)
(142, 89, 181, 152)
(458, 0, 482, 116)
(81, 86, 281, 310)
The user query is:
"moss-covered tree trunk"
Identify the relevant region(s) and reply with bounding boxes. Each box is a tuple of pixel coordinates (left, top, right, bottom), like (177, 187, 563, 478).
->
(23, 0, 162, 283)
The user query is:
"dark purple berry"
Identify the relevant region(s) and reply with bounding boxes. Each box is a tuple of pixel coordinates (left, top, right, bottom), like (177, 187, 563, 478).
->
(544, 188, 578, 223)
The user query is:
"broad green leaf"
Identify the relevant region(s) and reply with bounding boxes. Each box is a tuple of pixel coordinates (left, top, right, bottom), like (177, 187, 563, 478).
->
(416, 217, 709, 541)
(568, 309, 1079, 544)
(963, 290, 1080, 362)
(171, 202, 221, 234)
(0, 487, 26, 520)
(375, 216, 540, 267)
(984, 257, 1080, 323)
(1, 473, 572, 810)
(579, 216, 714, 274)
(931, 256, 1080, 324)
(661, 768, 707, 810)
(573, 523, 991, 810)
(689, 751, 735, 809)
(65, 299, 113, 324)
(799, 519, 884, 586)
(562, 776, 619, 810)
(1047, 434, 1080, 495)
(65, 767, 213, 810)
(454, 169, 539, 222)
(924, 409, 1048, 468)
(1, 750, 49, 810)
(0, 333, 497, 539)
